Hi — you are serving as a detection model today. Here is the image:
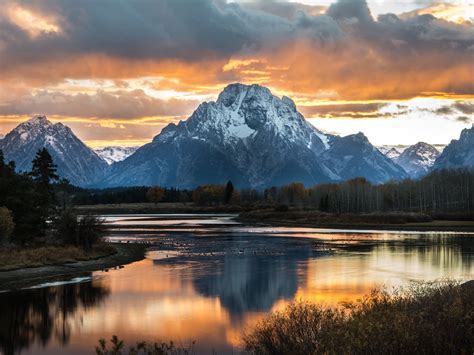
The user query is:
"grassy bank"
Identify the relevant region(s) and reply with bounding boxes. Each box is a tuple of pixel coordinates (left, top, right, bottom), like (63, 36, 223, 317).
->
(240, 209, 474, 231)
(0, 242, 116, 271)
(244, 281, 474, 354)
(0, 243, 146, 291)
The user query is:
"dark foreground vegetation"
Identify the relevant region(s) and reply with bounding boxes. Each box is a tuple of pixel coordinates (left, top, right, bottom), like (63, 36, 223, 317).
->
(92, 282, 473, 354)
(244, 281, 474, 355)
(0, 148, 111, 269)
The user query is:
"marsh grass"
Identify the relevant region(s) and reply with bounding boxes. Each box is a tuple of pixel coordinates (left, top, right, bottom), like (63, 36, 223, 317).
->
(0, 242, 116, 271)
(244, 281, 474, 354)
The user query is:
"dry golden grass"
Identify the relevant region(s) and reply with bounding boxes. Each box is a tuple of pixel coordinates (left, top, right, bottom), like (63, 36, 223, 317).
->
(0, 243, 116, 271)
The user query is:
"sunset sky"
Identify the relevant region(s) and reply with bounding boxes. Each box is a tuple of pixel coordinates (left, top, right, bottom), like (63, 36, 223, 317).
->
(0, 0, 472, 147)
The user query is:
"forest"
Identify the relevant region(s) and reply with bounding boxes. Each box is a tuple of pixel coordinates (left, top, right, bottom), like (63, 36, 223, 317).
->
(74, 169, 474, 216)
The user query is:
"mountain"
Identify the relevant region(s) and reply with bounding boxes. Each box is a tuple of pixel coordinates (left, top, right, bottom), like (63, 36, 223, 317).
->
(378, 146, 402, 160)
(321, 133, 407, 183)
(101, 84, 406, 188)
(433, 125, 474, 170)
(0, 115, 107, 186)
(394, 142, 440, 178)
(95, 146, 139, 165)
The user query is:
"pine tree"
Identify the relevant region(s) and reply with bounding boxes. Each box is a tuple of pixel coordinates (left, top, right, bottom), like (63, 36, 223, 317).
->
(225, 181, 234, 204)
(30, 148, 59, 187)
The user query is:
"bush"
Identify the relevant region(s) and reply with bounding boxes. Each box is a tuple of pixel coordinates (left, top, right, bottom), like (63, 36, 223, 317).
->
(0, 207, 15, 244)
(77, 214, 106, 252)
(55, 209, 79, 245)
(54, 211, 106, 251)
(244, 281, 474, 354)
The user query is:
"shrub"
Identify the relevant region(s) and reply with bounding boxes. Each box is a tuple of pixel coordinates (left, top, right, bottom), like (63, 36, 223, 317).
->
(55, 209, 79, 245)
(0, 207, 15, 244)
(244, 281, 474, 354)
(77, 214, 106, 252)
(96, 336, 195, 355)
(54, 211, 106, 251)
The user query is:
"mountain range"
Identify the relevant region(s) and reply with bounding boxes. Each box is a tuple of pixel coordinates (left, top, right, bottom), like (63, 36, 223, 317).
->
(0, 84, 472, 188)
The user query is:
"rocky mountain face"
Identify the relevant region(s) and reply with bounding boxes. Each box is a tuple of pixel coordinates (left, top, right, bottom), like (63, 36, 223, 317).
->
(0, 115, 107, 186)
(102, 84, 406, 188)
(434, 125, 474, 170)
(394, 142, 440, 178)
(95, 146, 138, 165)
(378, 146, 402, 160)
(321, 133, 407, 183)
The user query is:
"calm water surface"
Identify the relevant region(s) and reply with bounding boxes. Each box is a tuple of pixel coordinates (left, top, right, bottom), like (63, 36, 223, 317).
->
(1, 214, 473, 354)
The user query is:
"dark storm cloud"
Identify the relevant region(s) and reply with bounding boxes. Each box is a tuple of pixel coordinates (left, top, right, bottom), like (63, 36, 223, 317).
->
(456, 115, 472, 123)
(434, 101, 474, 116)
(0, 0, 472, 101)
(454, 102, 474, 115)
(0, 90, 199, 119)
(0, 0, 341, 71)
(299, 102, 393, 119)
(1, 0, 472, 70)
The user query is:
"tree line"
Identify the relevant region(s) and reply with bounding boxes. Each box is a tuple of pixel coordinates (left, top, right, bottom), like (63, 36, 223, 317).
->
(72, 169, 474, 215)
(0, 148, 104, 249)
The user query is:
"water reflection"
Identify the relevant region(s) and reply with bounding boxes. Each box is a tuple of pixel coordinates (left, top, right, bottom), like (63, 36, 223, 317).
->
(0, 280, 109, 355)
(153, 236, 319, 319)
(0, 215, 472, 354)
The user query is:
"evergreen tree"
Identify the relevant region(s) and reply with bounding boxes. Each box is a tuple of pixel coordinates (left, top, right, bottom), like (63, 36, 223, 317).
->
(30, 148, 59, 187)
(0, 149, 4, 169)
(225, 181, 234, 204)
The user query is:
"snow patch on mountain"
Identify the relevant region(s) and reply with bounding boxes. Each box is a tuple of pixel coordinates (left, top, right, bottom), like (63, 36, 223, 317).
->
(395, 142, 440, 178)
(95, 146, 139, 165)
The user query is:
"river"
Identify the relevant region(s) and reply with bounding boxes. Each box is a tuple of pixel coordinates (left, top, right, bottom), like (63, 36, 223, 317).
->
(0, 214, 472, 354)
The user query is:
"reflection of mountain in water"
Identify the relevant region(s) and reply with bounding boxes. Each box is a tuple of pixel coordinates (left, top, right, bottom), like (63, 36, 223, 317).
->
(0, 280, 109, 355)
(154, 236, 321, 319)
(193, 255, 299, 318)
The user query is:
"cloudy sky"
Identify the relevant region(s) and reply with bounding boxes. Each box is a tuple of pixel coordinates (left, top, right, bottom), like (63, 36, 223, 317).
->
(0, 0, 472, 147)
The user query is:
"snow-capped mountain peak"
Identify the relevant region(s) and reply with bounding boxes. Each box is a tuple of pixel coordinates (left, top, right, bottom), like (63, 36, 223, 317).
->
(0, 115, 107, 186)
(395, 142, 440, 178)
(103, 83, 407, 188)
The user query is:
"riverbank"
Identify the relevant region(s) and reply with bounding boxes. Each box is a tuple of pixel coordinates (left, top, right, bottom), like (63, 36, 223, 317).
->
(0, 243, 146, 291)
(75, 202, 243, 214)
(0, 243, 117, 271)
(239, 209, 474, 232)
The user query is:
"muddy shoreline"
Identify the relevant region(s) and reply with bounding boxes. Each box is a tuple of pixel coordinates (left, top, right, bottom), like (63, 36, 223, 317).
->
(238, 217, 474, 232)
(0, 243, 146, 292)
